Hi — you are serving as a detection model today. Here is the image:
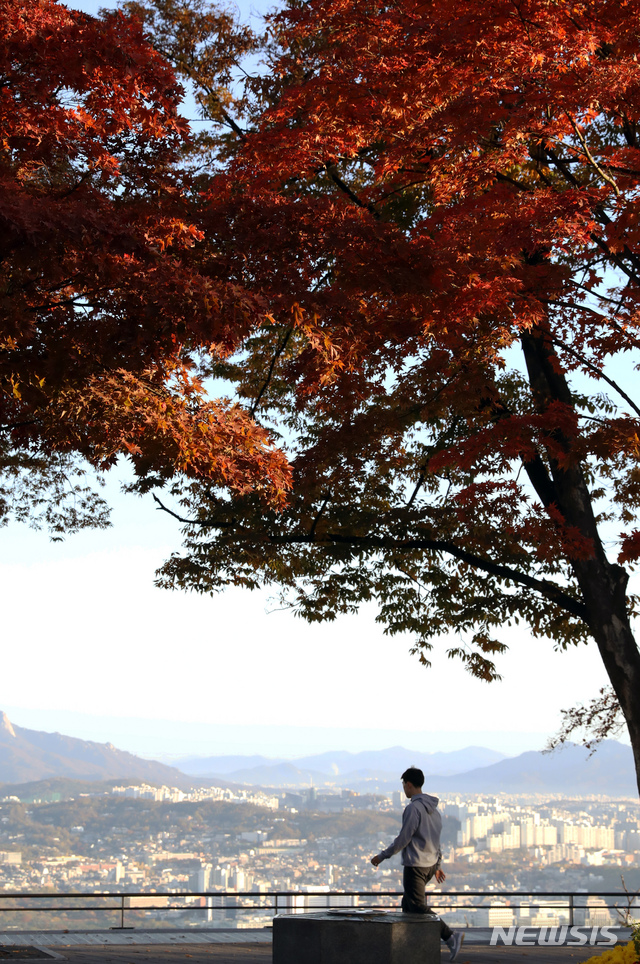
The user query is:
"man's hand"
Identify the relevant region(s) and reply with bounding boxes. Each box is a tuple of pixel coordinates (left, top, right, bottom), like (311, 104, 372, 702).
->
(370, 855, 382, 867)
(435, 868, 446, 883)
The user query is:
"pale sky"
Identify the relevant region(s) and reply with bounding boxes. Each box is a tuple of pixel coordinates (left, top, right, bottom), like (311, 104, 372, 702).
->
(1, 0, 630, 765)
(0, 463, 616, 761)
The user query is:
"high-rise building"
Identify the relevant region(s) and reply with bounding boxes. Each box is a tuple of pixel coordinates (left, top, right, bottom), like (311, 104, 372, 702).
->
(196, 863, 212, 891)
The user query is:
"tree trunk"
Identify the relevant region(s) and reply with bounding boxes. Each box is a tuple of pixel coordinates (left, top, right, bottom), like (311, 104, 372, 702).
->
(521, 326, 640, 797)
(575, 558, 640, 798)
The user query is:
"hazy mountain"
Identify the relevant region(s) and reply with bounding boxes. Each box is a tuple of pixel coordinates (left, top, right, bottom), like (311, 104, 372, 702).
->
(174, 741, 636, 795)
(0, 712, 190, 786)
(174, 745, 507, 780)
(433, 741, 637, 796)
(291, 746, 507, 776)
(175, 754, 284, 776)
(0, 711, 633, 797)
(206, 762, 399, 789)
(219, 762, 330, 787)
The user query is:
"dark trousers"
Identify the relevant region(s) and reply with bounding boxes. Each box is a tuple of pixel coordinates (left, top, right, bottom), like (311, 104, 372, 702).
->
(401, 865, 453, 941)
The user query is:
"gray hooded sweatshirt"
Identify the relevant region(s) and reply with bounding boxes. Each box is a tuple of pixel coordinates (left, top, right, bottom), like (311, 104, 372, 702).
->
(376, 792, 442, 867)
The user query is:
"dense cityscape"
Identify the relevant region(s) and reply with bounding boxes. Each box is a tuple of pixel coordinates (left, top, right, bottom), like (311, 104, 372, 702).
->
(0, 782, 638, 931)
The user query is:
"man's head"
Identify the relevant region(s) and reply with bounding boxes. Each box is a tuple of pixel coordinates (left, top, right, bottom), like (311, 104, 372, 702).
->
(401, 766, 424, 798)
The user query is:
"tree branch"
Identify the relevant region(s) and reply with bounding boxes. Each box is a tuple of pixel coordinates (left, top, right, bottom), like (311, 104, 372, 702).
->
(324, 164, 380, 219)
(152, 492, 235, 527)
(545, 146, 583, 188)
(495, 172, 530, 192)
(551, 334, 640, 418)
(153, 494, 588, 620)
(0, 420, 39, 431)
(566, 112, 621, 196)
(308, 492, 331, 539)
(250, 325, 294, 417)
(569, 281, 628, 307)
(407, 464, 427, 507)
(545, 685, 624, 754)
(589, 231, 640, 286)
(191, 74, 247, 139)
(316, 532, 587, 620)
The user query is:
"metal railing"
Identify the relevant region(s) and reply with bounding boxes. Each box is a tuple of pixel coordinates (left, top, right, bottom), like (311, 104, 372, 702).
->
(0, 890, 636, 931)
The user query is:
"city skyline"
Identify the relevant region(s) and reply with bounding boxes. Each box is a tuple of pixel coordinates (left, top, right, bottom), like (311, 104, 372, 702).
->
(0, 782, 637, 931)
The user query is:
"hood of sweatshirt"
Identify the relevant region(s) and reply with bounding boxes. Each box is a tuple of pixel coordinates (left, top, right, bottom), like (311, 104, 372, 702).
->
(413, 792, 439, 813)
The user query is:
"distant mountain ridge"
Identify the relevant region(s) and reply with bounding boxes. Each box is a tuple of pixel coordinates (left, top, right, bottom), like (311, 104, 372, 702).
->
(174, 745, 507, 784)
(0, 712, 634, 797)
(0, 711, 189, 786)
(175, 741, 637, 796)
(434, 740, 637, 797)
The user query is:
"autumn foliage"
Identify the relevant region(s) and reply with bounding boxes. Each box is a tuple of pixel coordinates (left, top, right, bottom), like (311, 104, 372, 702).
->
(0, 0, 290, 532)
(8, 0, 640, 792)
(119, 0, 640, 793)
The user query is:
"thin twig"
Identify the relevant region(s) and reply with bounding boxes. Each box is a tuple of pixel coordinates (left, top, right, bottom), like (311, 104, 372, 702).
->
(152, 492, 235, 527)
(551, 335, 640, 417)
(566, 112, 620, 196)
(250, 325, 294, 416)
(569, 282, 626, 307)
(590, 232, 640, 286)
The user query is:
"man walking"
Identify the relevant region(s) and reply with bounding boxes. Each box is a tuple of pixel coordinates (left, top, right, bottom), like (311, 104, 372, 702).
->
(371, 767, 464, 962)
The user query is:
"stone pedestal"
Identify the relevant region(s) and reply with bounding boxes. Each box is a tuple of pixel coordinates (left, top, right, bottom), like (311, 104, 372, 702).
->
(273, 910, 441, 964)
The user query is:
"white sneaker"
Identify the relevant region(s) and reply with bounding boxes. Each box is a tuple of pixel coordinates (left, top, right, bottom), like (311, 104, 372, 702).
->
(447, 932, 464, 962)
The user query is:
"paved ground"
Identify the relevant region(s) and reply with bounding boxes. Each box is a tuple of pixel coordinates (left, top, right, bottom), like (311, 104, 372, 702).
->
(0, 928, 630, 964)
(0, 934, 271, 948)
(0, 928, 630, 947)
(0, 942, 618, 964)
(38, 947, 271, 964)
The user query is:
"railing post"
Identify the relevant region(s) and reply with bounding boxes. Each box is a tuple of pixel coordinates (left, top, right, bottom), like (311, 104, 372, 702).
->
(275, 893, 278, 918)
(110, 894, 132, 930)
(569, 894, 574, 928)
